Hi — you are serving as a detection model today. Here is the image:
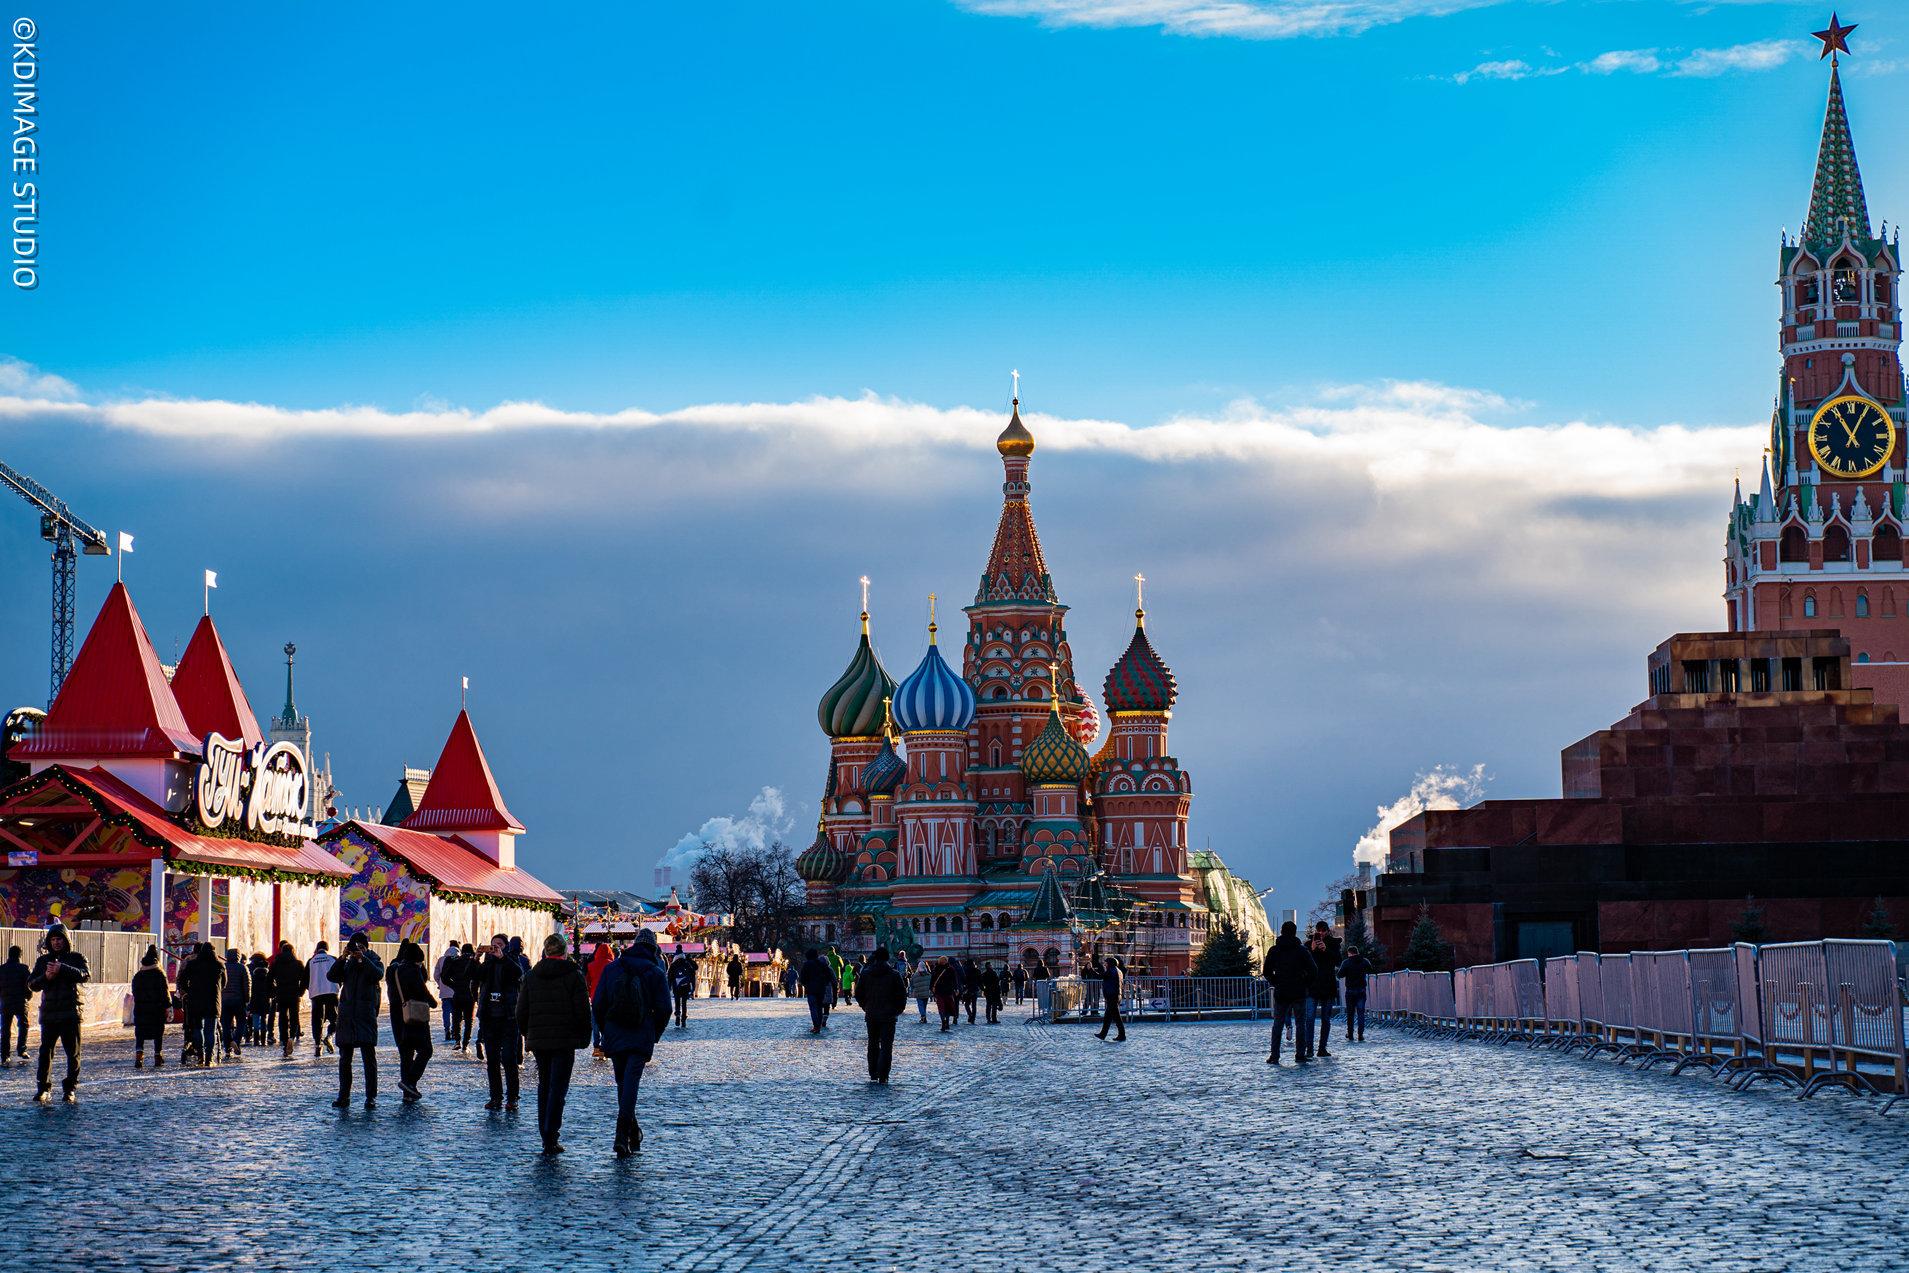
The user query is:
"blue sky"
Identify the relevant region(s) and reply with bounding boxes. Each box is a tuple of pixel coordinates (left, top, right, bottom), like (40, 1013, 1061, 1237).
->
(1, 1, 1898, 914)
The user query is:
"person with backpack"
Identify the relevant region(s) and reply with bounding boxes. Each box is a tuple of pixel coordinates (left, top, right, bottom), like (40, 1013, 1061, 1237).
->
(856, 946, 907, 1085)
(519, 933, 592, 1155)
(1339, 946, 1373, 1043)
(798, 949, 832, 1034)
(29, 921, 89, 1103)
(591, 929, 671, 1157)
(0, 945, 30, 1066)
(930, 956, 960, 1032)
(385, 940, 437, 1103)
(476, 933, 525, 1111)
(220, 947, 250, 1060)
(306, 941, 338, 1057)
(176, 941, 224, 1067)
(326, 933, 383, 1108)
(1263, 921, 1319, 1066)
(668, 951, 695, 1029)
(908, 959, 932, 1024)
(130, 944, 171, 1069)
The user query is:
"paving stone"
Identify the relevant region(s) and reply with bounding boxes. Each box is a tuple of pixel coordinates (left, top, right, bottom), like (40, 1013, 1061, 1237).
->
(0, 1001, 1902, 1270)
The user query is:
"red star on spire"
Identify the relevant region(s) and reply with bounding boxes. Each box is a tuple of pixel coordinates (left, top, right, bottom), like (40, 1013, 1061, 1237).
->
(1814, 13, 1857, 61)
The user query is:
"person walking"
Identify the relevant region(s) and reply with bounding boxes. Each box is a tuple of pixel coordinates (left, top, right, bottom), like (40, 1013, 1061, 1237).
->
(839, 955, 857, 1007)
(176, 941, 223, 1067)
(386, 941, 437, 1103)
(961, 957, 982, 1025)
(307, 941, 338, 1057)
(1095, 956, 1127, 1042)
(29, 921, 89, 1103)
(908, 959, 932, 1024)
(1308, 923, 1343, 1059)
(1339, 946, 1372, 1043)
(247, 952, 273, 1046)
(857, 946, 907, 1084)
(326, 933, 383, 1108)
(585, 942, 613, 1000)
(798, 948, 832, 1034)
(220, 947, 249, 1060)
(1012, 962, 1028, 1006)
(982, 962, 1003, 1024)
(454, 942, 479, 1053)
(668, 951, 695, 1029)
(591, 929, 671, 1157)
(269, 941, 306, 1057)
(0, 945, 30, 1066)
(433, 941, 461, 1043)
(130, 944, 170, 1069)
(824, 946, 843, 1010)
(1263, 921, 1319, 1066)
(930, 956, 960, 1032)
(507, 935, 531, 975)
(476, 934, 525, 1111)
(520, 933, 592, 1154)
(725, 952, 744, 1000)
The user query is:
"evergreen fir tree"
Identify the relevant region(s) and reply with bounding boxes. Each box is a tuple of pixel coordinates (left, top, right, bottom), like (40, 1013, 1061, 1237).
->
(1730, 894, 1769, 944)
(1861, 896, 1896, 940)
(1192, 917, 1255, 977)
(1401, 905, 1454, 972)
(1343, 912, 1387, 969)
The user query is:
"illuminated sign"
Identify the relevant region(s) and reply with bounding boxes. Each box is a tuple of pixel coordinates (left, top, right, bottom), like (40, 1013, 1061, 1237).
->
(194, 733, 313, 841)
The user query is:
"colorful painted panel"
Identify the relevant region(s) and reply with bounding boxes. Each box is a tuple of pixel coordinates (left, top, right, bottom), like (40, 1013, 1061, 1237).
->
(332, 828, 431, 943)
(0, 866, 148, 929)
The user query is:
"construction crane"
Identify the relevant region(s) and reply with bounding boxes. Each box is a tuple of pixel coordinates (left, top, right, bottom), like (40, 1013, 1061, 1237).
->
(0, 460, 110, 705)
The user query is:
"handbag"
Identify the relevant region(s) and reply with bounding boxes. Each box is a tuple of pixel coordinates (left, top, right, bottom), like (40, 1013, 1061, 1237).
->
(401, 999, 431, 1026)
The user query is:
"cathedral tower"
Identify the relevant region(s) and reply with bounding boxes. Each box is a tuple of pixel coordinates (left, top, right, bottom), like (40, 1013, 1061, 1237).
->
(1727, 20, 1909, 707)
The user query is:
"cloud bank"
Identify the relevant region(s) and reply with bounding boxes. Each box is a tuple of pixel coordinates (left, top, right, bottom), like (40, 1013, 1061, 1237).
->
(951, 0, 1507, 40)
(1455, 38, 1801, 84)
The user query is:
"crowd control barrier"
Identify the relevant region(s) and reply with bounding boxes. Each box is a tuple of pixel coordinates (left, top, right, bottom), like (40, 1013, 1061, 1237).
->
(1368, 938, 1905, 1113)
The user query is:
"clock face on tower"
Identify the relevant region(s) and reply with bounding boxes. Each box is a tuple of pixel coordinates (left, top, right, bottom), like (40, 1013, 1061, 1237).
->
(1808, 395, 1896, 479)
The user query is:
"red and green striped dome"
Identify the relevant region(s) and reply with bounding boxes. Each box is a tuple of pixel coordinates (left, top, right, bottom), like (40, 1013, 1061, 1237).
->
(1103, 613, 1177, 713)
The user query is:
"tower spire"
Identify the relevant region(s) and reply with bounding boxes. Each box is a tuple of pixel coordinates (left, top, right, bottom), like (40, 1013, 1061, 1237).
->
(1802, 22, 1870, 252)
(279, 642, 298, 722)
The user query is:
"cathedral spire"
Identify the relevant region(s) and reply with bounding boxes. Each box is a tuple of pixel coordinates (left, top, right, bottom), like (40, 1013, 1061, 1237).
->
(1802, 38, 1870, 253)
(976, 396, 1057, 606)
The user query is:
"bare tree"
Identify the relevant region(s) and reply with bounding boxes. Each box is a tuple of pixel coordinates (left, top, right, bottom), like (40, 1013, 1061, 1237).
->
(689, 839, 802, 952)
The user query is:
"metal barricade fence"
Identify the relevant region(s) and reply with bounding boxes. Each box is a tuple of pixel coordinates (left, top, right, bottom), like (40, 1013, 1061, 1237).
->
(1758, 941, 1835, 1087)
(1575, 951, 1603, 1043)
(1818, 939, 1907, 1103)
(1542, 955, 1580, 1045)
(1596, 953, 1638, 1057)
(1681, 947, 1740, 1074)
(1629, 950, 1695, 1068)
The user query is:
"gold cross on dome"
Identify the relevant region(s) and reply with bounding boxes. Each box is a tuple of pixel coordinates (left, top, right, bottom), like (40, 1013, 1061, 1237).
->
(1134, 573, 1146, 610)
(859, 575, 870, 615)
(1011, 369, 1020, 401)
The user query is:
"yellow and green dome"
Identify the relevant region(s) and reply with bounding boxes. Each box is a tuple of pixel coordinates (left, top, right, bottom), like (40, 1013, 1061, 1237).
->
(1021, 704, 1089, 785)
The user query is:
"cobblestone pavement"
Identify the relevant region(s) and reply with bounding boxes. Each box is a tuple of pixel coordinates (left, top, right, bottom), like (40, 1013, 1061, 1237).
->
(1, 999, 1904, 1271)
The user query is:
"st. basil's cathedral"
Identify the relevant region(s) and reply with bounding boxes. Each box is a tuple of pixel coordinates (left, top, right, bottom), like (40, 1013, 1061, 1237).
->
(794, 399, 1236, 974)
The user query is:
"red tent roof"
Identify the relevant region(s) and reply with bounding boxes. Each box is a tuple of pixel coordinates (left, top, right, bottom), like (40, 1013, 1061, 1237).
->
(402, 710, 524, 833)
(12, 765, 351, 879)
(170, 614, 263, 747)
(329, 821, 562, 906)
(13, 583, 199, 762)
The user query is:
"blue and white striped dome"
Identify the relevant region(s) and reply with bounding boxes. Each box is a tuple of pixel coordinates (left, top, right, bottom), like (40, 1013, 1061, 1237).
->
(891, 637, 976, 733)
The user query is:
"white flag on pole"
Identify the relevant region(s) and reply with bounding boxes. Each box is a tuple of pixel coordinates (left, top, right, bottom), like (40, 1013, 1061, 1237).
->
(117, 531, 134, 555)
(205, 569, 218, 590)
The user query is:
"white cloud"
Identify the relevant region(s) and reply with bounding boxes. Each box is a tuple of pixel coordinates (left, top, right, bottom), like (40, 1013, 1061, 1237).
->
(654, 786, 792, 885)
(0, 359, 1756, 508)
(1455, 38, 1805, 84)
(952, 0, 1508, 40)
(1352, 764, 1488, 868)
(0, 356, 77, 400)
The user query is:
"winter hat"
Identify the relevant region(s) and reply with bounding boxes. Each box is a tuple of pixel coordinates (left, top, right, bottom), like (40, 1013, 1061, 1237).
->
(633, 929, 659, 950)
(43, 920, 70, 951)
(543, 934, 567, 959)
(141, 944, 159, 966)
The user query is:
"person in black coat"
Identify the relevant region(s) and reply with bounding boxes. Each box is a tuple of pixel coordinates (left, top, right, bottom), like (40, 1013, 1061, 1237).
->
(797, 949, 832, 1034)
(591, 930, 672, 1157)
(385, 941, 437, 1102)
(856, 946, 908, 1084)
(1011, 962, 1028, 1006)
(325, 934, 384, 1108)
(219, 948, 250, 1060)
(247, 953, 273, 1045)
(129, 945, 170, 1069)
(960, 957, 981, 1024)
(981, 963, 1004, 1025)
(518, 933, 593, 1154)
(268, 941, 306, 1057)
(1095, 957, 1127, 1042)
(475, 934, 525, 1110)
(1339, 947, 1373, 1043)
(0, 944, 30, 1065)
(668, 952, 696, 1029)
(1263, 922, 1319, 1066)
(176, 942, 224, 1067)
(1308, 924, 1343, 1058)
(28, 921, 89, 1102)
(454, 942, 479, 1053)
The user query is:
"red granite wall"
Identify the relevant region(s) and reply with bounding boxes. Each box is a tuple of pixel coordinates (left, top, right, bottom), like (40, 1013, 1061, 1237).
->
(1372, 902, 1496, 970)
(1596, 896, 1909, 952)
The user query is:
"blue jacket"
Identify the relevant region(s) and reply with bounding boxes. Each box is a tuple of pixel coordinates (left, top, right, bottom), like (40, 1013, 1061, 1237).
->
(591, 944, 671, 1061)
